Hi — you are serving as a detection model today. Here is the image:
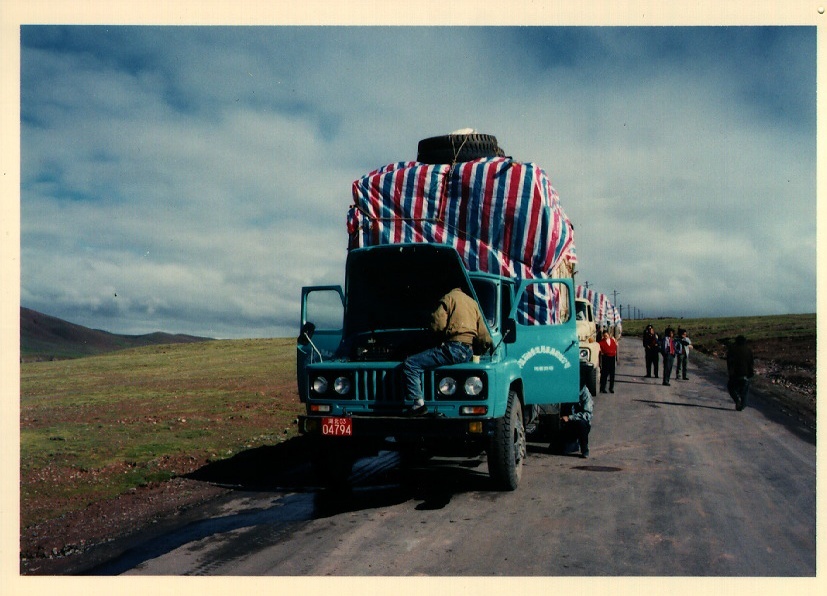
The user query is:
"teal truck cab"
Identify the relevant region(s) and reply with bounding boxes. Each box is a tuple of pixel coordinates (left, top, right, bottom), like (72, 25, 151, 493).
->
(297, 242, 580, 490)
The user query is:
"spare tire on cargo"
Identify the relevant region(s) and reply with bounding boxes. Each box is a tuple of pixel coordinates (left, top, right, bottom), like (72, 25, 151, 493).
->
(417, 133, 505, 164)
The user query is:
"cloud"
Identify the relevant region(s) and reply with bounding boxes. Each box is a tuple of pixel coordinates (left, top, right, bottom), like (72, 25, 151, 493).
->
(19, 26, 816, 338)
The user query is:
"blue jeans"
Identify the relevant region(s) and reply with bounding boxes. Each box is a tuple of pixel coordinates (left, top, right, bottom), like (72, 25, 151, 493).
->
(675, 355, 688, 379)
(662, 354, 674, 384)
(403, 341, 473, 401)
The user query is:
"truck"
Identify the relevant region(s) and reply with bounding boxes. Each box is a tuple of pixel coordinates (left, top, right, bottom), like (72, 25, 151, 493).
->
(575, 296, 600, 397)
(296, 131, 587, 490)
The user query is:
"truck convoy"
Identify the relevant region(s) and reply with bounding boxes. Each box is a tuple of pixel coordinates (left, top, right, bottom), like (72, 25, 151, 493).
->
(296, 131, 605, 490)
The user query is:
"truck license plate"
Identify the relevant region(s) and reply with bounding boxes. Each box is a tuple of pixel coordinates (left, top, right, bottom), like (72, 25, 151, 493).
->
(321, 417, 353, 436)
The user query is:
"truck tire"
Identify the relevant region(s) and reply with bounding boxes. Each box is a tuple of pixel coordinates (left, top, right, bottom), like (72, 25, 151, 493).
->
(488, 390, 525, 490)
(581, 363, 598, 398)
(417, 133, 505, 164)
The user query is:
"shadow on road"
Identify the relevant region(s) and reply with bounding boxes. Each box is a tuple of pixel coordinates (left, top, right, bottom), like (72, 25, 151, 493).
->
(607, 373, 662, 386)
(183, 435, 506, 517)
(183, 436, 317, 490)
(83, 439, 504, 574)
(633, 399, 733, 412)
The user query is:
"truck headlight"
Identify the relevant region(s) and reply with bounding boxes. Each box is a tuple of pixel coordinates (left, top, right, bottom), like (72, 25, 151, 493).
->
(579, 348, 589, 360)
(464, 376, 484, 396)
(333, 376, 351, 395)
(312, 376, 329, 394)
(438, 376, 458, 396)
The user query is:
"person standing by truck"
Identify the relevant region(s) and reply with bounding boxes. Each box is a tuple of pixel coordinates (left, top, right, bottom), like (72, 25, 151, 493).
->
(598, 329, 618, 393)
(661, 327, 676, 386)
(402, 287, 492, 416)
(642, 324, 660, 378)
(727, 335, 754, 411)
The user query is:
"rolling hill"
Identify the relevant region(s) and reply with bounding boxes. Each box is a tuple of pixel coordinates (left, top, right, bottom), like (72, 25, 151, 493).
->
(20, 307, 213, 361)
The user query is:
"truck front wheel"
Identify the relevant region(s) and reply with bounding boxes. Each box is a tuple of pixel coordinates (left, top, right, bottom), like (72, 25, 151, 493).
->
(581, 363, 598, 397)
(488, 390, 526, 490)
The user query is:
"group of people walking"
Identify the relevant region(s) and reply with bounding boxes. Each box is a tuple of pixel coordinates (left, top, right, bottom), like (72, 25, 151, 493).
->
(642, 325, 692, 385)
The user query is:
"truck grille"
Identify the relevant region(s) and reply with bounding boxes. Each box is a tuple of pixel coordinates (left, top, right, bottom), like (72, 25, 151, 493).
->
(355, 368, 403, 403)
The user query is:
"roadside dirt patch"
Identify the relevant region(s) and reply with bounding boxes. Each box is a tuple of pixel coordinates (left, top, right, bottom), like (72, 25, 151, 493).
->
(20, 456, 227, 575)
(20, 438, 316, 575)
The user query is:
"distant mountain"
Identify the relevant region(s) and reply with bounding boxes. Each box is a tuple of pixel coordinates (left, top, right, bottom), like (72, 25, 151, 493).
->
(20, 307, 213, 362)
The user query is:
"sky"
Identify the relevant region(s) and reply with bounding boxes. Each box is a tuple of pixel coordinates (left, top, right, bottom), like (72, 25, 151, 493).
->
(15, 23, 818, 339)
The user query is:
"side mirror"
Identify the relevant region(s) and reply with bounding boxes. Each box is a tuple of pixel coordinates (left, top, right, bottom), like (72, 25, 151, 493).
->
(298, 322, 316, 344)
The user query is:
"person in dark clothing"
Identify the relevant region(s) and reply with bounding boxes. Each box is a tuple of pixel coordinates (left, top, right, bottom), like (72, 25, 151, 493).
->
(642, 324, 660, 378)
(660, 327, 676, 386)
(727, 335, 754, 411)
(559, 384, 593, 458)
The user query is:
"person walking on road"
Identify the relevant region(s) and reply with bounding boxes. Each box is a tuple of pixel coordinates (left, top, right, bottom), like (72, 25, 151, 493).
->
(598, 329, 618, 393)
(727, 335, 755, 411)
(643, 324, 660, 378)
(661, 327, 676, 386)
(675, 328, 692, 380)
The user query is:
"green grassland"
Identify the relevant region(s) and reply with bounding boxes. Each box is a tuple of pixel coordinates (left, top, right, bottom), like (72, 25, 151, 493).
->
(20, 338, 303, 528)
(621, 313, 815, 357)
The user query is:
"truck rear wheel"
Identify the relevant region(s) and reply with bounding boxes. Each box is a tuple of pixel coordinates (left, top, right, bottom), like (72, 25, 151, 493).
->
(488, 390, 525, 490)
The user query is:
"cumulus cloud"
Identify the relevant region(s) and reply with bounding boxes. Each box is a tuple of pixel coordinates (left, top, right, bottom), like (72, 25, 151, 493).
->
(19, 26, 816, 338)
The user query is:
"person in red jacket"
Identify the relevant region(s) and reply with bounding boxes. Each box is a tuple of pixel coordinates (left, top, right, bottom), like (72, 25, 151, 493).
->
(598, 330, 618, 393)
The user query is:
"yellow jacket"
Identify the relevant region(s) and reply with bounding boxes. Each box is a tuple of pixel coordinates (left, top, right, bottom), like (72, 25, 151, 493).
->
(430, 288, 493, 352)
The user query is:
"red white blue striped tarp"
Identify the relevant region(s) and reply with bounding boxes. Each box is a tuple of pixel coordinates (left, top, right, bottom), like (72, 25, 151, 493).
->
(575, 286, 623, 331)
(348, 158, 577, 323)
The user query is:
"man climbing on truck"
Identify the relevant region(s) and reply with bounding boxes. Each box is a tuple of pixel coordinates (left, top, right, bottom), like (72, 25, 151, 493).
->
(403, 287, 493, 416)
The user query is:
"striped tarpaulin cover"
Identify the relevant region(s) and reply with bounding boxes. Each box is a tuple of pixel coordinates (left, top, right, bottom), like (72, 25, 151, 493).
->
(347, 158, 577, 323)
(575, 286, 623, 329)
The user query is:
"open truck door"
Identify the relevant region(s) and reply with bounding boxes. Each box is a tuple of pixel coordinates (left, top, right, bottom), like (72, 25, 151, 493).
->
(297, 286, 344, 402)
(510, 278, 579, 407)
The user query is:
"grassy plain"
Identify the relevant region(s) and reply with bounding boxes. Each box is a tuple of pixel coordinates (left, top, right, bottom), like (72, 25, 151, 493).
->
(622, 313, 815, 357)
(20, 338, 302, 529)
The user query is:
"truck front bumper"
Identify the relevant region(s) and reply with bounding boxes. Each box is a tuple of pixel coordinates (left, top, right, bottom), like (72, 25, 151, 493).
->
(298, 413, 496, 443)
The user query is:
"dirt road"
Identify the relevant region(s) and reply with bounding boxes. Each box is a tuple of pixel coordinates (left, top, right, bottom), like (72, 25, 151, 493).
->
(86, 345, 815, 576)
